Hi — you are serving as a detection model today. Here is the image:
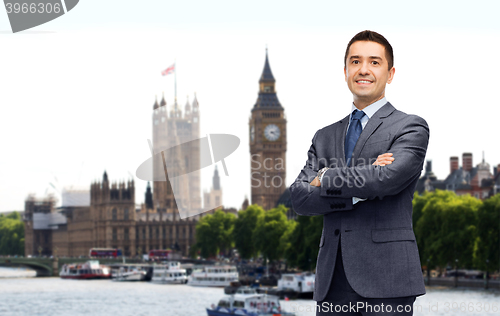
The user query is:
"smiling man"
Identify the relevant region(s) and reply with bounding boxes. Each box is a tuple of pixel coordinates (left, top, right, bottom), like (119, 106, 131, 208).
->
(290, 30, 429, 315)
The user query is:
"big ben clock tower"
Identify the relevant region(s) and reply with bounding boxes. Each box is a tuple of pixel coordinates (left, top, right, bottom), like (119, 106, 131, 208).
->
(249, 50, 287, 211)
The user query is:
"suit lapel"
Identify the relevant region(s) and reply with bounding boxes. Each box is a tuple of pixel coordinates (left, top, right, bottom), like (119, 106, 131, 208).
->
(351, 102, 396, 166)
(337, 114, 350, 166)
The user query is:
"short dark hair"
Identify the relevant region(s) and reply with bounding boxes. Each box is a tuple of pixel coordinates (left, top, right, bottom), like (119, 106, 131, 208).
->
(344, 30, 394, 70)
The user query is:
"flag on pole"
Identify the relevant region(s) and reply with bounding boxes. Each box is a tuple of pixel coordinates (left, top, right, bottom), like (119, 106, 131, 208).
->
(161, 64, 175, 76)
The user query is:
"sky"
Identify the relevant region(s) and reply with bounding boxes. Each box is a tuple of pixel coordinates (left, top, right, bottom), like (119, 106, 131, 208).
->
(1, 0, 500, 212)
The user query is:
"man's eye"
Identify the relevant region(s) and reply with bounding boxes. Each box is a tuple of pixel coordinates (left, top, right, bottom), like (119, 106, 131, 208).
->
(352, 60, 359, 64)
(372, 61, 379, 65)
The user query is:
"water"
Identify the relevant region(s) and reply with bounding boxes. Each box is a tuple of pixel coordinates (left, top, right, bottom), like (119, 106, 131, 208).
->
(0, 267, 36, 278)
(0, 268, 499, 316)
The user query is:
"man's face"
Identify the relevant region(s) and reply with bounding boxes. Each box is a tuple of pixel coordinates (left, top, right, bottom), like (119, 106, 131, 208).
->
(344, 40, 395, 108)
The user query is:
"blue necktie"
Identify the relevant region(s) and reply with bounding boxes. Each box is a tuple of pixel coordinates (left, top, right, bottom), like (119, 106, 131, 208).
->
(345, 109, 366, 166)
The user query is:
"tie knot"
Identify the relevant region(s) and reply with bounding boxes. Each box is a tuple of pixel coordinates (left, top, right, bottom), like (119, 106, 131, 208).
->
(352, 109, 366, 121)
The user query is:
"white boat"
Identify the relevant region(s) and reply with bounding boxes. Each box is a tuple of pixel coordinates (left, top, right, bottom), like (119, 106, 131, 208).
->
(60, 260, 111, 279)
(189, 265, 239, 287)
(151, 261, 188, 284)
(277, 272, 315, 294)
(207, 292, 295, 316)
(112, 266, 147, 282)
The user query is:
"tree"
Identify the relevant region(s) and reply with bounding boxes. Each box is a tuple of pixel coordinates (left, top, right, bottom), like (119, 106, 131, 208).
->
(0, 211, 25, 256)
(412, 191, 431, 229)
(232, 204, 265, 259)
(253, 204, 294, 262)
(192, 210, 235, 259)
(283, 214, 323, 271)
(415, 190, 480, 269)
(474, 193, 500, 272)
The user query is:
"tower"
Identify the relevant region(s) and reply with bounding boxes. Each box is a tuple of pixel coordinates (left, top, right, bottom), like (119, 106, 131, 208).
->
(152, 93, 201, 217)
(203, 166, 223, 211)
(90, 171, 135, 255)
(249, 50, 287, 210)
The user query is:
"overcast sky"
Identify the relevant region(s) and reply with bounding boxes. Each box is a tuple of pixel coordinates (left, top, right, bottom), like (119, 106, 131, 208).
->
(1, 1, 499, 212)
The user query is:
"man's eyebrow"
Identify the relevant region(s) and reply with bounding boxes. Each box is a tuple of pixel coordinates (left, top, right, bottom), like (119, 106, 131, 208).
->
(349, 55, 383, 60)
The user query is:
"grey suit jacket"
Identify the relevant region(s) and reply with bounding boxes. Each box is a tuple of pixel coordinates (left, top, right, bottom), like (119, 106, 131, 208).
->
(290, 102, 428, 301)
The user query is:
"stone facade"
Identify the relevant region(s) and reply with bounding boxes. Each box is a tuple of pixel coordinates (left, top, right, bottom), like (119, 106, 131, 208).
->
(249, 50, 287, 211)
(24, 93, 231, 258)
(417, 152, 500, 199)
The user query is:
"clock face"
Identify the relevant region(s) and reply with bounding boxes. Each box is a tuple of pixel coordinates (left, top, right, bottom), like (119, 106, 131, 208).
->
(250, 125, 255, 142)
(264, 124, 280, 141)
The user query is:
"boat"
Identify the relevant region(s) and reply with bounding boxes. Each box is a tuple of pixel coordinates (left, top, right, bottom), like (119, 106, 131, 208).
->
(111, 265, 147, 281)
(277, 272, 315, 294)
(151, 261, 188, 284)
(255, 272, 315, 299)
(188, 265, 239, 287)
(207, 291, 295, 316)
(60, 260, 111, 279)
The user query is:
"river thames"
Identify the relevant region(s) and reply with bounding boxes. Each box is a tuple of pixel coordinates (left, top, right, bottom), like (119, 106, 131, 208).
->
(1, 268, 499, 316)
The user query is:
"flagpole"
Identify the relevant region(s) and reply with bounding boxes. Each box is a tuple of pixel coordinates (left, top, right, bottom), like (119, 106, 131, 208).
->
(174, 59, 177, 104)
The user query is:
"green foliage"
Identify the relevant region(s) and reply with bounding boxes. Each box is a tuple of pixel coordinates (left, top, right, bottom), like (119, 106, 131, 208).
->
(0, 211, 25, 255)
(253, 204, 293, 262)
(193, 210, 236, 259)
(232, 204, 265, 259)
(474, 193, 500, 271)
(412, 191, 431, 229)
(284, 214, 323, 271)
(414, 190, 480, 269)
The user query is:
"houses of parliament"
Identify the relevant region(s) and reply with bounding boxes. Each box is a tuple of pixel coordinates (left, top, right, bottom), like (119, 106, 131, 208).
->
(24, 51, 291, 258)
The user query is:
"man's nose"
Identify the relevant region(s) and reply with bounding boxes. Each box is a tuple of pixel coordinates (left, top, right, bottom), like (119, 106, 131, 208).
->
(359, 61, 370, 75)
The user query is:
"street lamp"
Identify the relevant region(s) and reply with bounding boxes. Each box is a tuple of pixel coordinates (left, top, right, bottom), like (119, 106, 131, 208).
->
(485, 259, 490, 289)
(454, 259, 459, 287)
(426, 258, 430, 286)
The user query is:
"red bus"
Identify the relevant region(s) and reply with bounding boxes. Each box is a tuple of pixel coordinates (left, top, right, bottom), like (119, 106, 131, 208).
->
(148, 249, 171, 261)
(89, 248, 122, 258)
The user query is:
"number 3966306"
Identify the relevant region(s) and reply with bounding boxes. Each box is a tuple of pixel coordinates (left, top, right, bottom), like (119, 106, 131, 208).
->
(5, 2, 61, 14)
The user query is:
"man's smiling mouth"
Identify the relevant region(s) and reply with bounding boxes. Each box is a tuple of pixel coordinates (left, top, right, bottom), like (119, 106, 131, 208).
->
(356, 80, 373, 83)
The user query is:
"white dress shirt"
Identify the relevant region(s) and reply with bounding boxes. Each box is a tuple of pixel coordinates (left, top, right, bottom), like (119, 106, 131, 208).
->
(320, 97, 388, 204)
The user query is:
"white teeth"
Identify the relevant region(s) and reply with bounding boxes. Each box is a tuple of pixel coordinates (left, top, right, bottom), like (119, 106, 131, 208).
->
(357, 80, 371, 83)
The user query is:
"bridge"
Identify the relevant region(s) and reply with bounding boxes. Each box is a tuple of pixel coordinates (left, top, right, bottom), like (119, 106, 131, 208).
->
(0, 257, 142, 277)
(0, 257, 215, 277)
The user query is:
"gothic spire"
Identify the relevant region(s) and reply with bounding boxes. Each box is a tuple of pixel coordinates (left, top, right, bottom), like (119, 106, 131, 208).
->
(153, 95, 159, 110)
(259, 48, 275, 83)
(160, 92, 167, 107)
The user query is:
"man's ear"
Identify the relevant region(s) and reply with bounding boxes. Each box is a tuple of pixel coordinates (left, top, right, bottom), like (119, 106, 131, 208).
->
(387, 67, 395, 84)
(344, 67, 347, 82)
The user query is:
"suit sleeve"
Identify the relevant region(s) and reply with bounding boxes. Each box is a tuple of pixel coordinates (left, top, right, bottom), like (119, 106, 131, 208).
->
(319, 115, 429, 200)
(290, 130, 353, 216)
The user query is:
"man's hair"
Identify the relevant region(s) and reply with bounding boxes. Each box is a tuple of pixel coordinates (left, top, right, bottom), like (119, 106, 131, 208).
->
(344, 30, 394, 70)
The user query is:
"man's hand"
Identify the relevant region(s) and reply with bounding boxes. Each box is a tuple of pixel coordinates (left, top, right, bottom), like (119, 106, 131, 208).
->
(372, 153, 394, 166)
(310, 176, 321, 186)
(309, 153, 395, 186)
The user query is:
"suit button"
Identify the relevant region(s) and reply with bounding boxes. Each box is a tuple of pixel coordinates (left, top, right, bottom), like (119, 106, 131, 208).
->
(335, 229, 340, 236)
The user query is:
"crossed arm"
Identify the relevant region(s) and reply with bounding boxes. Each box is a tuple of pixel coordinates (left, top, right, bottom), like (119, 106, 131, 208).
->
(290, 115, 429, 216)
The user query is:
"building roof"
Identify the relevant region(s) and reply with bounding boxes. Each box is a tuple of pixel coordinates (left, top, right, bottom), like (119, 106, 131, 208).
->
(253, 93, 283, 110)
(260, 50, 275, 82)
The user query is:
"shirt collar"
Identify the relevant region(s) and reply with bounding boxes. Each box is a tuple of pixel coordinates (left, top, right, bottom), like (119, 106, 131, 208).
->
(350, 97, 387, 120)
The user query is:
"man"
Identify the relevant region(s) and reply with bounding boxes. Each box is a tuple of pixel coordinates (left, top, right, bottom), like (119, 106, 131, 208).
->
(290, 30, 429, 315)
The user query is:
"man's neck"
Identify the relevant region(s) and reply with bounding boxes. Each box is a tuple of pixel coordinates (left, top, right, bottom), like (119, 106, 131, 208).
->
(353, 94, 385, 110)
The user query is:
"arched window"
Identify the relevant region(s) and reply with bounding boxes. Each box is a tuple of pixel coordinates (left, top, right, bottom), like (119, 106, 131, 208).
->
(112, 208, 117, 221)
(124, 208, 129, 220)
